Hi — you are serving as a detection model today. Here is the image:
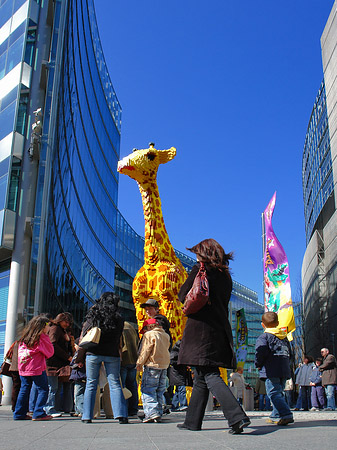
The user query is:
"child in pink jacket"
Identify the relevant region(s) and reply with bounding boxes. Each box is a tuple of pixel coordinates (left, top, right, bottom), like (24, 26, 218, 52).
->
(13, 315, 54, 421)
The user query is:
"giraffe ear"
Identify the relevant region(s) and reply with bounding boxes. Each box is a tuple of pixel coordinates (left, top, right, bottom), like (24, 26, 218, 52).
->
(158, 147, 176, 164)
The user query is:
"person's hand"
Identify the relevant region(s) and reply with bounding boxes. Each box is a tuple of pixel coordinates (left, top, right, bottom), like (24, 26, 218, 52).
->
(68, 356, 72, 362)
(77, 362, 84, 368)
(136, 364, 142, 372)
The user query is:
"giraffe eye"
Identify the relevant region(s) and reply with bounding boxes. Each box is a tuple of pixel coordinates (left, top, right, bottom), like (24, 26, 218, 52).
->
(146, 152, 156, 161)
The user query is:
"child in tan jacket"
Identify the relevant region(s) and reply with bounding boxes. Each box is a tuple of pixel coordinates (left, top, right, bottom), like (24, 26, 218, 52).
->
(137, 318, 170, 423)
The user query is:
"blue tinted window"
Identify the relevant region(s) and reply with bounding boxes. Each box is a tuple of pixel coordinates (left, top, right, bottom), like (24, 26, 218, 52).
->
(14, 0, 26, 12)
(9, 20, 26, 46)
(0, 174, 8, 209)
(0, 51, 6, 79)
(6, 34, 24, 73)
(0, 0, 14, 29)
(0, 158, 10, 178)
(0, 102, 16, 141)
(0, 86, 18, 112)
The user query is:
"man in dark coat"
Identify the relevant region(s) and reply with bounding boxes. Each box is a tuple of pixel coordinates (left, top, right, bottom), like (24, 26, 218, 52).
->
(320, 348, 337, 410)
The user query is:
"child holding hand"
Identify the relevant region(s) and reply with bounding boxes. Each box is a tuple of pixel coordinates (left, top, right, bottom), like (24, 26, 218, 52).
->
(13, 315, 54, 421)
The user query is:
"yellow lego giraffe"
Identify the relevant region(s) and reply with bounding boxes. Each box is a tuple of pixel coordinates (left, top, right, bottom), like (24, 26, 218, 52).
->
(117, 143, 187, 343)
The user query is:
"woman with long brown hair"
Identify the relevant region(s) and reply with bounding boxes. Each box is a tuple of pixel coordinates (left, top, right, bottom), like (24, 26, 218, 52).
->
(177, 238, 250, 434)
(13, 315, 54, 421)
(45, 312, 74, 417)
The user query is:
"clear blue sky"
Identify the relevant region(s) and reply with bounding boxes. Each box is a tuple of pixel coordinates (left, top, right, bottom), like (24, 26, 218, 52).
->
(95, 0, 335, 304)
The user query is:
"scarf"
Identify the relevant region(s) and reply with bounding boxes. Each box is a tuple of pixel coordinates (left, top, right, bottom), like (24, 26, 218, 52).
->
(264, 327, 287, 339)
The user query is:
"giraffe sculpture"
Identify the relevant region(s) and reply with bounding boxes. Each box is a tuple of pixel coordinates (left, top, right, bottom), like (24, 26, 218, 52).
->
(117, 144, 187, 343)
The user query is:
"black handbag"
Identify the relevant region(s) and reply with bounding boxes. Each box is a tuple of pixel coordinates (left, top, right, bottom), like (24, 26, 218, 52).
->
(183, 262, 210, 315)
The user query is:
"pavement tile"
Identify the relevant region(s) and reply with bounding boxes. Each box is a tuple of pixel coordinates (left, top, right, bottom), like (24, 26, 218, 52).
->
(1, 406, 337, 450)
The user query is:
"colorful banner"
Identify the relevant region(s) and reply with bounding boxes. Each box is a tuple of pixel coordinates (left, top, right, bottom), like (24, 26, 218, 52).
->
(235, 308, 248, 369)
(263, 192, 296, 338)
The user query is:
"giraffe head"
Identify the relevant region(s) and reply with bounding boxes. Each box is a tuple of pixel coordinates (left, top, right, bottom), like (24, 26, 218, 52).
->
(117, 143, 176, 184)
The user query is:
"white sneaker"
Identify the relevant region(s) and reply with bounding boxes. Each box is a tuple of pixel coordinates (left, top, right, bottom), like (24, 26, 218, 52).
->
(51, 413, 63, 418)
(310, 407, 319, 411)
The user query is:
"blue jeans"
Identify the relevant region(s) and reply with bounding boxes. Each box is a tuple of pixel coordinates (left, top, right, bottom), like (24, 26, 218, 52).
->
(120, 364, 138, 415)
(44, 375, 61, 415)
(259, 393, 271, 410)
(265, 377, 293, 420)
(14, 371, 49, 419)
(74, 380, 86, 414)
(284, 390, 293, 408)
(82, 354, 127, 421)
(324, 384, 336, 410)
(141, 367, 167, 419)
(172, 385, 187, 410)
(29, 382, 38, 412)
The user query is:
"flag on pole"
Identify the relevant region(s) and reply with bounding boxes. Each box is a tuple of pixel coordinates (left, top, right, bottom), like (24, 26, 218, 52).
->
(263, 192, 296, 338)
(235, 308, 248, 369)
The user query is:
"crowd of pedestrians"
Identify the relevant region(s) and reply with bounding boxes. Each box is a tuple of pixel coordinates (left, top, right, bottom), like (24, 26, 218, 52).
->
(1, 238, 336, 435)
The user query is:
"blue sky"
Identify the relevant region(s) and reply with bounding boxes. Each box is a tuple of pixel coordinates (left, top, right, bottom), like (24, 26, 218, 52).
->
(95, 0, 335, 303)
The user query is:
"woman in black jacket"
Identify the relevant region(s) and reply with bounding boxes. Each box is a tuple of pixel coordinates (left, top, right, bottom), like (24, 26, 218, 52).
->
(177, 238, 250, 434)
(81, 292, 128, 424)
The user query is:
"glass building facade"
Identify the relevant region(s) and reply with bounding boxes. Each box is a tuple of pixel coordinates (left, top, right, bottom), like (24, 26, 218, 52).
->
(0, 0, 261, 370)
(229, 282, 263, 387)
(302, 81, 333, 244)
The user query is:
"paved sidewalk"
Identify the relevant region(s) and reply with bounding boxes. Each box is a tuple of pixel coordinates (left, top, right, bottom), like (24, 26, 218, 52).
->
(0, 405, 336, 450)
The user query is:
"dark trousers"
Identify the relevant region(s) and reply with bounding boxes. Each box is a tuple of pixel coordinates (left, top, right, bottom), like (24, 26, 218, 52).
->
(300, 386, 311, 410)
(311, 385, 325, 409)
(184, 366, 248, 430)
(120, 364, 139, 415)
(10, 372, 21, 411)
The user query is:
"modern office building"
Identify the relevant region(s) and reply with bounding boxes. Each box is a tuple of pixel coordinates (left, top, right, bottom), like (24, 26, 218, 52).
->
(302, 1, 337, 357)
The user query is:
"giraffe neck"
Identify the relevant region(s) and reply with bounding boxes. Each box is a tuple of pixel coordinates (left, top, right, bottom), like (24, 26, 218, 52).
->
(138, 180, 175, 263)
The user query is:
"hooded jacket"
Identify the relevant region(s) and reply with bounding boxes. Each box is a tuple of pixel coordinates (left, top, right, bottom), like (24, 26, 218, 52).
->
(255, 328, 291, 380)
(295, 362, 315, 386)
(18, 333, 54, 376)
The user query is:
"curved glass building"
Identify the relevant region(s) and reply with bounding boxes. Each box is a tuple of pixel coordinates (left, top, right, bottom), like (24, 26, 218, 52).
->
(301, 0, 337, 356)
(302, 81, 333, 245)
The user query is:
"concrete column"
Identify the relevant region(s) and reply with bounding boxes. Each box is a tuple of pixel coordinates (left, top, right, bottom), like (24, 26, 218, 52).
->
(2, 260, 21, 405)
